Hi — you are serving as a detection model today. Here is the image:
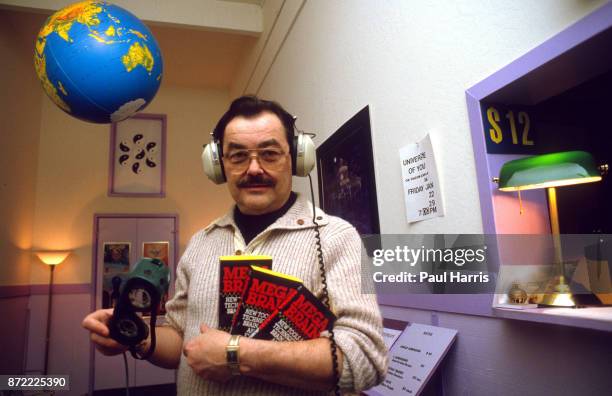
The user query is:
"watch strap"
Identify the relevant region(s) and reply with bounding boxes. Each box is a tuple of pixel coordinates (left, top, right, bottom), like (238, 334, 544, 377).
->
(226, 334, 241, 376)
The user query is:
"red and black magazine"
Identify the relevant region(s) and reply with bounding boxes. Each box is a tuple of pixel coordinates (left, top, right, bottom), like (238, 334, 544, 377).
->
(252, 285, 336, 341)
(218, 255, 272, 332)
(230, 265, 302, 337)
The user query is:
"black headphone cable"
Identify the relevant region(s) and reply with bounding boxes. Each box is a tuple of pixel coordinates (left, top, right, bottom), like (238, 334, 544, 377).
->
(308, 174, 341, 396)
(122, 350, 130, 396)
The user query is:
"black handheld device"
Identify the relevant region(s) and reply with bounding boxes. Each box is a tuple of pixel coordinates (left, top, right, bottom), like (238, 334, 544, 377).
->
(108, 258, 170, 359)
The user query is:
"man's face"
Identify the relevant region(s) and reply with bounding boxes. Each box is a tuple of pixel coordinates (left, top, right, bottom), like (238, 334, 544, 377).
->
(222, 111, 292, 215)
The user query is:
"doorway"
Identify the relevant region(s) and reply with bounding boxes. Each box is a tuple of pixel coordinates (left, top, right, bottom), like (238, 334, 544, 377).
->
(90, 214, 178, 393)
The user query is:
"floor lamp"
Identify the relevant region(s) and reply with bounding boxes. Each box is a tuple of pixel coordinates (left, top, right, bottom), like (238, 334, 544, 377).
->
(495, 151, 606, 307)
(35, 251, 70, 375)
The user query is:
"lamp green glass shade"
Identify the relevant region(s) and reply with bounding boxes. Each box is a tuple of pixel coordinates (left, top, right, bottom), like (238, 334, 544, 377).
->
(498, 151, 601, 191)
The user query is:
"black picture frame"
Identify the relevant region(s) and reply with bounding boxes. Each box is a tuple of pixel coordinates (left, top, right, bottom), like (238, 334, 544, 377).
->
(316, 106, 380, 236)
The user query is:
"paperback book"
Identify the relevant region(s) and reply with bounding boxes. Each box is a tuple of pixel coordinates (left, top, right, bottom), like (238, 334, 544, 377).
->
(218, 255, 272, 332)
(252, 285, 336, 341)
(230, 265, 302, 337)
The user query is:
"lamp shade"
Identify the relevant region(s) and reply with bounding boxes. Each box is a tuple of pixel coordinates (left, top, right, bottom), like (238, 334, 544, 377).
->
(498, 151, 601, 191)
(35, 251, 71, 266)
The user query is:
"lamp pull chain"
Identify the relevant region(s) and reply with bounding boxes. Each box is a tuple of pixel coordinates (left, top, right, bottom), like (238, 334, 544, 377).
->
(517, 190, 524, 215)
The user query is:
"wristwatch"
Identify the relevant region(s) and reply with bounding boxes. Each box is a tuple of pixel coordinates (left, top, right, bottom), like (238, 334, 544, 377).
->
(226, 335, 241, 376)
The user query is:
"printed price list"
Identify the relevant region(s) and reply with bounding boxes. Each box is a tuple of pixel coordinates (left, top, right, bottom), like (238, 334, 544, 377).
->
(365, 323, 456, 396)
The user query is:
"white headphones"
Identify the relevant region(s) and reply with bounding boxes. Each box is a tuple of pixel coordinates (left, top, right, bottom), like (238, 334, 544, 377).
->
(201, 123, 316, 184)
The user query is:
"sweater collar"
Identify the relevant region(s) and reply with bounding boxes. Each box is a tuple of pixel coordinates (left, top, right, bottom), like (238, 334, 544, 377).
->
(206, 192, 329, 233)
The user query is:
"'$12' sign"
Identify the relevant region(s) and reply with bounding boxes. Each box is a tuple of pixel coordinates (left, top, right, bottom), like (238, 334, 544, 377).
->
(482, 105, 536, 154)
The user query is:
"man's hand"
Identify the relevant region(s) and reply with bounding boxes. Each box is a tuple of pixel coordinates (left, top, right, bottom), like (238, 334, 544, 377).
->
(183, 324, 232, 382)
(81, 309, 129, 356)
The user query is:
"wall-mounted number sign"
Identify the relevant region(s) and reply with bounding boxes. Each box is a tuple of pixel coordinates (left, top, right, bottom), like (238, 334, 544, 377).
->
(481, 104, 538, 154)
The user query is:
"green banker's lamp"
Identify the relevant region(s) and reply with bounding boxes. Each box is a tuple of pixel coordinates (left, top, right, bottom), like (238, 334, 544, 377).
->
(494, 151, 608, 307)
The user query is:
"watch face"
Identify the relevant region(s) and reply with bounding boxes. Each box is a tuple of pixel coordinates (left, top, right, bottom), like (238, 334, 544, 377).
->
(227, 350, 238, 362)
(128, 287, 151, 309)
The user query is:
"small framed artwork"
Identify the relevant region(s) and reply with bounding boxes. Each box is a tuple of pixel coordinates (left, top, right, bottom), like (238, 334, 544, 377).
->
(102, 242, 131, 309)
(142, 241, 169, 266)
(317, 106, 380, 236)
(143, 241, 170, 315)
(108, 113, 167, 197)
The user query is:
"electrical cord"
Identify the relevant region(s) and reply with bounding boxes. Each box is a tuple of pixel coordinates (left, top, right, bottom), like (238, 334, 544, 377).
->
(120, 290, 160, 395)
(122, 351, 130, 396)
(129, 292, 160, 361)
(308, 174, 341, 396)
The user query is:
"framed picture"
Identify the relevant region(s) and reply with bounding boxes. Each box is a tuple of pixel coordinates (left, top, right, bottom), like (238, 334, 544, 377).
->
(317, 106, 380, 236)
(143, 241, 169, 266)
(101, 242, 131, 309)
(143, 241, 170, 314)
(108, 113, 167, 197)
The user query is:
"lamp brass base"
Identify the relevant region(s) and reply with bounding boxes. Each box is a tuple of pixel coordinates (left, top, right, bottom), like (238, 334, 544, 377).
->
(539, 277, 576, 307)
(539, 292, 576, 307)
(539, 292, 603, 307)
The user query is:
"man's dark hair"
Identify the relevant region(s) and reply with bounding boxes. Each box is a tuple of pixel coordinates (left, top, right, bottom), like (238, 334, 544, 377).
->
(212, 95, 296, 156)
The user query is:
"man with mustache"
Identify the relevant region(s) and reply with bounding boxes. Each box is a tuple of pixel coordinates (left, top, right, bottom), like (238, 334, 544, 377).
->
(82, 96, 387, 395)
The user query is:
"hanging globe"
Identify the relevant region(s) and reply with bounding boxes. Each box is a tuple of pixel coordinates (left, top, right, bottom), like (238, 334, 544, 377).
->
(34, 1, 163, 124)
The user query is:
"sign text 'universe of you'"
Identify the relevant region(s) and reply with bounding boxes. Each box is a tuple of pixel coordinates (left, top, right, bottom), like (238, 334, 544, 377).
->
(399, 134, 444, 223)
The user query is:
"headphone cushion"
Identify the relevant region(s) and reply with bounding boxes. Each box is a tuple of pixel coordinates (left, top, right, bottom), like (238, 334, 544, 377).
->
(294, 133, 316, 177)
(202, 143, 226, 184)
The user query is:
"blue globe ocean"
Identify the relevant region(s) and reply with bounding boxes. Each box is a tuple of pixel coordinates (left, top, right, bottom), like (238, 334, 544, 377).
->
(34, 1, 163, 124)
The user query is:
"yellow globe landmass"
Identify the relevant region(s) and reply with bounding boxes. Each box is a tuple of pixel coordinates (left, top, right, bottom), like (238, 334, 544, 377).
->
(121, 42, 154, 73)
(128, 29, 148, 41)
(37, 1, 101, 46)
(88, 30, 120, 44)
(105, 25, 116, 36)
(57, 81, 68, 96)
(106, 12, 121, 24)
(33, 55, 70, 112)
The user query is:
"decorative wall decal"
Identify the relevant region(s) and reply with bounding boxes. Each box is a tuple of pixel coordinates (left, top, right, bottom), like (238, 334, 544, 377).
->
(109, 113, 166, 197)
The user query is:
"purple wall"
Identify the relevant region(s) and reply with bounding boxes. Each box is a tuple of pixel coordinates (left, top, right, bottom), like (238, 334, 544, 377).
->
(0, 294, 29, 374)
(0, 284, 93, 395)
(25, 292, 91, 396)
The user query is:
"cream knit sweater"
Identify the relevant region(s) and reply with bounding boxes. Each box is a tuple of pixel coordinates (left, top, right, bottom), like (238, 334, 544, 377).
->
(164, 195, 388, 395)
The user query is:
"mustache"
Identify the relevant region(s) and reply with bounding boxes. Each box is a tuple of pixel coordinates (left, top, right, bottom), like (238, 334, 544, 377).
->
(237, 175, 276, 188)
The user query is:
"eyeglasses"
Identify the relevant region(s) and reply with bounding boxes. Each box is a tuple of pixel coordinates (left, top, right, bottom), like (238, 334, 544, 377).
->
(223, 148, 288, 172)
